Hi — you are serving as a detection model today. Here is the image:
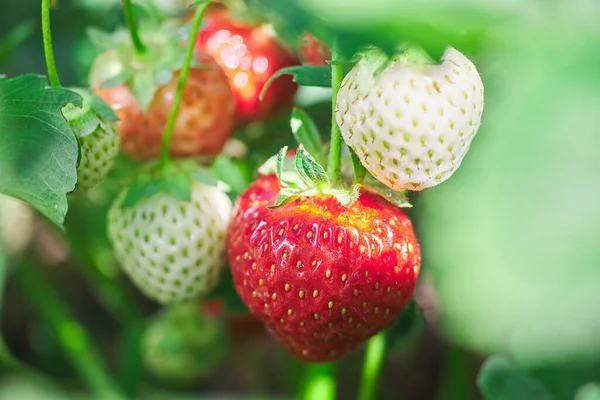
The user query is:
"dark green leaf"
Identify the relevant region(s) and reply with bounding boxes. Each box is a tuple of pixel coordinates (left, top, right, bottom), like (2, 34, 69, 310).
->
(478, 356, 555, 400)
(290, 108, 325, 165)
(121, 176, 164, 208)
(0, 75, 81, 227)
(163, 172, 192, 202)
(260, 66, 331, 100)
(0, 20, 35, 64)
(90, 95, 119, 121)
(295, 145, 329, 188)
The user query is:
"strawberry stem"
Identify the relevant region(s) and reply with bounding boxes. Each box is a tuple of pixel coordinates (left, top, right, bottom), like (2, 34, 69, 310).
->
(159, 2, 212, 169)
(300, 362, 337, 400)
(41, 0, 61, 87)
(327, 44, 344, 185)
(16, 260, 126, 399)
(357, 331, 386, 400)
(123, 0, 147, 55)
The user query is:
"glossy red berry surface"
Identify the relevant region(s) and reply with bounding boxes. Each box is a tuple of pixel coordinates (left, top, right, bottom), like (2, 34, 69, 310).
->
(227, 175, 421, 362)
(195, 6, 300, 122)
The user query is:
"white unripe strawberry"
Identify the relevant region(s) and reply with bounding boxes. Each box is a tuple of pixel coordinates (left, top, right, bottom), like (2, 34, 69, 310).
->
(107, 182, 232, 304)
(336, 47, 484, 191)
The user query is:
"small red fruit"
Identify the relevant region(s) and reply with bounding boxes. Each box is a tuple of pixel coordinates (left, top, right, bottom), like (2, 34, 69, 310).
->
(195, 6, 300, 122)
(227, 175, 421, 362)
(91, 50, 235, 161)
(300, 34, 331, 66)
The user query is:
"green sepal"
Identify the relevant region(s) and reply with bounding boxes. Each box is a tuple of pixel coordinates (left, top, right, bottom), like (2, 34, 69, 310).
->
(90, 94, 119, 121)
(61, 87, 104, 138)
(322, 186, 359, 207)
(360, 181, 412, 208)
(295, 144, 329, 189)
(354, 47, 394, 96)
(212, 155, 253, 197)
(99, 72, 131, 89)
(163, 171, 193, 202)
(121, 175, 164, 208)
(290, 108, 326, 165)
(130, 71, 159, 112)
(275, 146, 287, 184)
(259, 66, 332, 100)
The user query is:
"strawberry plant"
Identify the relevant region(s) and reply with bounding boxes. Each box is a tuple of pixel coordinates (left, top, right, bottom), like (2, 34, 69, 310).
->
(1, 0, 600, 399)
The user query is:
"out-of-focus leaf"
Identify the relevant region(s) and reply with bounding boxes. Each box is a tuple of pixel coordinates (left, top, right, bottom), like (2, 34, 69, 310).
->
(0, 20, 35, 65)
(576, 383, 600, 400)
(477, 356, 554, 400)
(0, 75, 81, 227)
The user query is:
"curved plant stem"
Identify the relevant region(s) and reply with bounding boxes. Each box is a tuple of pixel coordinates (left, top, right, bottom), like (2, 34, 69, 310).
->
(358, 331, 387, 400)
(41, 0, 61, 87)
(300, 362, 337, 400)
(123, 0, 147, 55)
(327, 45, 344, 185)
(159, 2, 211, 168)
(16, 261, 125, 399)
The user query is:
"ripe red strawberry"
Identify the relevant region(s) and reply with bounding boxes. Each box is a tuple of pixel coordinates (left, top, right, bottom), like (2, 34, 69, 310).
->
(227, 174, 421, 362)
(300, 33, 331, 66)
(195, 5, 300, 122)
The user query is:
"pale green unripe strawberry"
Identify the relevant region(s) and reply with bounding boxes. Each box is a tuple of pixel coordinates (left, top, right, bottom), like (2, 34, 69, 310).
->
(62, 88, 120, 191)
(142, 303, 228, 383)
(336, 47, 484, 191)
(107, 182, 232, 304)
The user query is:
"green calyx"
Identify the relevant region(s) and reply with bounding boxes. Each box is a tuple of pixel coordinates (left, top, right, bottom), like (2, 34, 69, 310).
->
(354, 45, 437, 96)
(259, 146, 412, 210)
(88, 20, 200, 110)
(120, 160, 228, 208)
(62, 87, 118, 137)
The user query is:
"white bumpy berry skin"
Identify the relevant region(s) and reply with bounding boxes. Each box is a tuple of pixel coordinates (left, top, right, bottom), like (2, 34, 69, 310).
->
(108, 183, 232, 304)
(77, 122, 120, 190)
(336, 48, 484, 191)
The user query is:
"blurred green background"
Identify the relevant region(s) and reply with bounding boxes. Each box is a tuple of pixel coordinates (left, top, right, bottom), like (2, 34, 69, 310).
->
(2, 0, 600, 399)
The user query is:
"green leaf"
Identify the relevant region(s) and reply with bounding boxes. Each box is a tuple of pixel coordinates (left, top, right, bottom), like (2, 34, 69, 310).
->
(260, 66, 331, 100)
(99, 72, 131, 89)
(90, 95, 119, 121)
(121, 176, 164, 208)
(295, 145, 329, 188)
(290, 108, 325, 165)
(0, 20, 35, 65)
(0, 75, 81, 227)
(478, 356, 555, 400)
(187, 168, 219, 187)
(212, 156, 253, 196)
(163, 172, 192, 202)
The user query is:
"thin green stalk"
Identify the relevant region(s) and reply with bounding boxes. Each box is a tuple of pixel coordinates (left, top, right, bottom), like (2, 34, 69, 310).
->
(351, 150, 367, 184)
(41, 0, 60, 87)
(159, 2, 211, 168)
(300, 363, 337, 400)
(358, 332, 387, 400)
(123, 0, 147, 54)
(327, 46, 344, 185)
(16, 262, 125, 400)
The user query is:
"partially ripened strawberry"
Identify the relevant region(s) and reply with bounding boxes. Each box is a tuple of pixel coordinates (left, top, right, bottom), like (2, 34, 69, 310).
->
(89, 25, 235, 161)
(62, 88, 120, 190)
(195, 5, 299, 122)
(227, 172, 420, 362)
(336, 47, 484, 191)
(107, 179, 232, 304)
(300, 33, 331, 66)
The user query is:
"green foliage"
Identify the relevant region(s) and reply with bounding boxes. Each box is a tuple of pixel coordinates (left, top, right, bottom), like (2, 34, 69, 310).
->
(0, 75, 80, 227)
(260, 66, 332, 100)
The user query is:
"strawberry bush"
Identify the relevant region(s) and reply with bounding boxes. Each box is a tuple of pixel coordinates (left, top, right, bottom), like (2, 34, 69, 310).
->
(1, 0, 600, 399)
